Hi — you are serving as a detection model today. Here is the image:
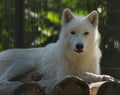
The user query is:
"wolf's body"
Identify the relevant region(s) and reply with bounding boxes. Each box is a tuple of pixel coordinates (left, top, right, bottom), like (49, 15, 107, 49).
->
(0, 9, 112, 95)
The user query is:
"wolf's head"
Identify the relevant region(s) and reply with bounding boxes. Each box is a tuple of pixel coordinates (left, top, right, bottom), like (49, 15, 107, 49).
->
(59, 8, 99, 54)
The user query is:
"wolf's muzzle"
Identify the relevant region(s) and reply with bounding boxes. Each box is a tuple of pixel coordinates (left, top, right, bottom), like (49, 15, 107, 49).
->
(75, 43, 84, 53)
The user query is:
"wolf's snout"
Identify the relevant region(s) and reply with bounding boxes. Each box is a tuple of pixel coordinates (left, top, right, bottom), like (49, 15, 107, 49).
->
(76, 43, 84, 50)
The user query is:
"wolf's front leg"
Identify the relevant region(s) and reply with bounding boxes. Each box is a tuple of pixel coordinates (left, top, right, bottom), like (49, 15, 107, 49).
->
(79, 72, 114, 83)
(36, 79, 59, 95)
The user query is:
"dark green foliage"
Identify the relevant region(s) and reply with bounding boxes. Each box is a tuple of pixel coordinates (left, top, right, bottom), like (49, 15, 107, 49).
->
(0, 0, 106, 49)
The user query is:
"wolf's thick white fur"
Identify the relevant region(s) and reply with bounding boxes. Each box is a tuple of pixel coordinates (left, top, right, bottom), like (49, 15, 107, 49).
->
(0, 9, 103, 94)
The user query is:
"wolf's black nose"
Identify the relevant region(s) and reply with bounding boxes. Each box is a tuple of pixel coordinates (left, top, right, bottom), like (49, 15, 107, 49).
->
(76, 43, 84, 50)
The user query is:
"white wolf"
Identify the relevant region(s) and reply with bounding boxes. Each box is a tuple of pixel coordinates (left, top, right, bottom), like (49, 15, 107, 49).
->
(0, 8, 113, 94)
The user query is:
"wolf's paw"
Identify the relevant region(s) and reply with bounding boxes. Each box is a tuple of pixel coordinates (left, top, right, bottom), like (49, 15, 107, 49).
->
(78, 72, 114, 83)
(102, 75, 114, 81)
(31, 72, 43, 81)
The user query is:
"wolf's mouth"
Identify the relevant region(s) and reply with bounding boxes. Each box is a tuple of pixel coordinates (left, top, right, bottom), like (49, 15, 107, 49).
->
(74, 49, 83, 53)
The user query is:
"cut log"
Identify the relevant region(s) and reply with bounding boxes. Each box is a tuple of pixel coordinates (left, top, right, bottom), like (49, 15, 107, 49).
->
(52, 76, 90, 95)
(13, 83, 45, 95)
(97, 81, 120, 95)
(89, 82, 105, 95)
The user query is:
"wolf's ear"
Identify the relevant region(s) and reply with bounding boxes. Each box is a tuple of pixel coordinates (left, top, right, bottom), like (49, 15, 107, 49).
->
(87, 11, 98, 26)
(62, 8, 74, 25)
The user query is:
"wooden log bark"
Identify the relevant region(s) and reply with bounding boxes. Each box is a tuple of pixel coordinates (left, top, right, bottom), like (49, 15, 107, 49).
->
(89, 81, 120, 95)
(89, 82, 106, 95)
(52, 76, 90, 95)
(97, 81, 120, 95)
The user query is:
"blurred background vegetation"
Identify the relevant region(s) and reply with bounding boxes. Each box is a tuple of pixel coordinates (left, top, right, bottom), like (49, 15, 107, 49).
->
(0, 0, 120, 79)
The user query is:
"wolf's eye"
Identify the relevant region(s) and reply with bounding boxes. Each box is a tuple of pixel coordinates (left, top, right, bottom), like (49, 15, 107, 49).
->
(70, 31, 75, 35)
(84, 32, 89, 35)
